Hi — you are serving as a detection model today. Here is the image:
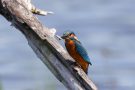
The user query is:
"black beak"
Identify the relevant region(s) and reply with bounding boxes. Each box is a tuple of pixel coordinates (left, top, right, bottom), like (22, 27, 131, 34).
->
(61, 35, 67, 39)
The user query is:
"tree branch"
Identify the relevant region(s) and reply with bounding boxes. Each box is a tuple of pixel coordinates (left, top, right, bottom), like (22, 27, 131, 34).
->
(0, 0, 98, 90)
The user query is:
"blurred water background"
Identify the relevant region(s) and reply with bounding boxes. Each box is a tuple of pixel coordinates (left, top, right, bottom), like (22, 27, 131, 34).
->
(0, 0, 135, 90)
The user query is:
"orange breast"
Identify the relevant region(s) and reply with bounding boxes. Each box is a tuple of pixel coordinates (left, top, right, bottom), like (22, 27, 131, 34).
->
(65, 40, 89, 73)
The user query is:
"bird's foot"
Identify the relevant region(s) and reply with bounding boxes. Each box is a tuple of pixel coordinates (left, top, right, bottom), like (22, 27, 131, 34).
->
(73, 62, 82, 68)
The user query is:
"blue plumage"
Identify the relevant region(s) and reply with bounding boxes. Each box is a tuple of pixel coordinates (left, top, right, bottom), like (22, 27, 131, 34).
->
(70, 37, 92, 65)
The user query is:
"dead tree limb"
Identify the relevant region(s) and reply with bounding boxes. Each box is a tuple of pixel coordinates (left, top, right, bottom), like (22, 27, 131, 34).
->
(0, 0, 98, 90)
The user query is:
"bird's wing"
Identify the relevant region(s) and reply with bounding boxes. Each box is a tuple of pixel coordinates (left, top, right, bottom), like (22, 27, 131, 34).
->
(75, 41, 92, 65)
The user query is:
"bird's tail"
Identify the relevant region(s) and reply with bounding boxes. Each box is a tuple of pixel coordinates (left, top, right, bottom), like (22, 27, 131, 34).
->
(89, 62, 92, 65)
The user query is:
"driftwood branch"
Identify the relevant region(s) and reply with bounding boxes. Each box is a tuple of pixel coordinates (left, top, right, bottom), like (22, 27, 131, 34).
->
(0, 0, 98, 90)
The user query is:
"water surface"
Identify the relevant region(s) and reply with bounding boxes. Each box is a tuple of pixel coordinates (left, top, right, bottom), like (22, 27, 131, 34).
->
(0, 0, 135, 90)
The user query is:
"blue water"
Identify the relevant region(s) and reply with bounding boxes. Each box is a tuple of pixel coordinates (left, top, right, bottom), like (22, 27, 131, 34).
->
(0, 0, 135, 90)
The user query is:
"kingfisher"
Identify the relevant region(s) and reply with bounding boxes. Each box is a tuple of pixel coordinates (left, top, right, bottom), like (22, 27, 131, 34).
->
(61, 31, 92, 74)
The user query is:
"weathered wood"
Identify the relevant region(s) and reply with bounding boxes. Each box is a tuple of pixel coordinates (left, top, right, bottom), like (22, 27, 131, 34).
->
(0, 0, 98, 90)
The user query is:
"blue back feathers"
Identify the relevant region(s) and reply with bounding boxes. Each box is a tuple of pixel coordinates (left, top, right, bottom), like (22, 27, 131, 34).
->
(70, 37, 92, 65)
